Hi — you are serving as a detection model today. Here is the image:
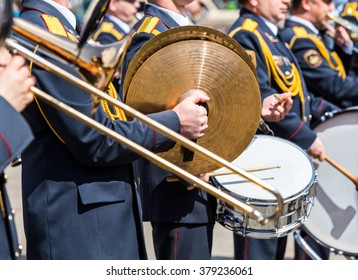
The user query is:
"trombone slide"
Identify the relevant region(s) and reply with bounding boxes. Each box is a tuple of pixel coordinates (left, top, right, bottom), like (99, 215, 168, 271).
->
(5, 19, 285, 223)
(327, 13, 358, 35)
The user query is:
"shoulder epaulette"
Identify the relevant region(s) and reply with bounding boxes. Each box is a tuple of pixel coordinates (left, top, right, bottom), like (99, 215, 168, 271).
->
(136, 17, 161, 36)
(341, 2, 358, 21)
(100, 22, 114, 33)
(41, 14, 67, 36)
(292, 26, 308, 38)
(92, 22, 124, 41)
(41, 14, 78, 42)
(228, 18, 258, 38)
(241, 18, 259, 32)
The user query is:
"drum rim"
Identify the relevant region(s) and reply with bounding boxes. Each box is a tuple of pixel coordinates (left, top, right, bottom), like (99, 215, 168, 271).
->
(301, 224, 358, 257)
(215, 134, 316, 202)
(313, 106, 358, 129)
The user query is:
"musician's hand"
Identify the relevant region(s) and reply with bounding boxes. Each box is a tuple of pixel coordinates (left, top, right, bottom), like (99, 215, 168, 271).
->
(173, 89, 210, 139)
(0, 51, 35, 112)
(187, 173, 209, 191)
(323, 20, 336, 37)
(261, 92, 292, 122)
(307, 136, 326, 162)
(335, 26, 353, 49)
(113, 70, 121, 79)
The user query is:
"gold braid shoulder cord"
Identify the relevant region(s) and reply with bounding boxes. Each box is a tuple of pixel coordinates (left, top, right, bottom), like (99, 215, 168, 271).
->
(290, 26, 346, 79)
(229, 19, 306, 119)
(29, 15, 127, 143)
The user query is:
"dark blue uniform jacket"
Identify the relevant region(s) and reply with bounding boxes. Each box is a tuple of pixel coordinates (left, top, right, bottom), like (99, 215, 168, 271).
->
(92, 14, 127, 44)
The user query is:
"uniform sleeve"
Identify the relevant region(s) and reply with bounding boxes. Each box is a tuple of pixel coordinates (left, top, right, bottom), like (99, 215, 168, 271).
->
(0, 97, 34, 172)
(309, 94, 340, 121)
(94, 32, 117, 45)
(292, 37, 358, 106)
(19, 15, 180, 167)
(26, 57, 180, 167)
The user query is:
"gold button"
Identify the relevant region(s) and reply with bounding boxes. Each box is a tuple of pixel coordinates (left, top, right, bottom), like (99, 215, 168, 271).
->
(303, 116, 308, 122)
(285, 71, 291, 75)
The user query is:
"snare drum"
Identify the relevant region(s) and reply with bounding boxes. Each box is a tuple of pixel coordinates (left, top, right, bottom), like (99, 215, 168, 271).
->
(214, 135, 316, 238)
(302, 107, 358, 257)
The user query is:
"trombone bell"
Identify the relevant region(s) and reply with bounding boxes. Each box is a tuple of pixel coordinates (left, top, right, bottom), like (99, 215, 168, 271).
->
(12, 17, 129, 91)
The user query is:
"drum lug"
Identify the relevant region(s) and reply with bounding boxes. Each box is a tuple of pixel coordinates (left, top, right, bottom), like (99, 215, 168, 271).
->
(216, 207, 243, 234)
(221, 215, 242, 233)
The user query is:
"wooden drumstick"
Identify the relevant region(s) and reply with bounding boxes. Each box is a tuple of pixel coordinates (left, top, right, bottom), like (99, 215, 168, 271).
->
(325, 156, 358, 185)
(166, 165, 281, 182)
(207, 165, 281, 177)
(274, 94, 284, 103)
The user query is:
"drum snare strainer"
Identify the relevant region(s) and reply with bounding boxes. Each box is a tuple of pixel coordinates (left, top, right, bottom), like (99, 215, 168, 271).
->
(214, 135, 317, 238)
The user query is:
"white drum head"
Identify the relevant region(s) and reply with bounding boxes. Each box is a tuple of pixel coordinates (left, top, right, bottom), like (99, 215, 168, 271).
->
(215, 135, 314, 201)
(304, 109, 358, 256)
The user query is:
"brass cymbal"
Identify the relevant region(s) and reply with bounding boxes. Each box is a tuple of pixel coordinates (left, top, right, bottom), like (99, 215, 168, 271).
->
(122, 26, 258, 95)
(123, 26, 261, 174)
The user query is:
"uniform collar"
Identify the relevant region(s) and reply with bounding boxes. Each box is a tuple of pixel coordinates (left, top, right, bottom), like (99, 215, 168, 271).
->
(106, 14, 131, 34)
(41, 0, 76, 30)
(146, 3, 191, 26)
(259, 16, 278, 35)
(288, 16, 319, 35)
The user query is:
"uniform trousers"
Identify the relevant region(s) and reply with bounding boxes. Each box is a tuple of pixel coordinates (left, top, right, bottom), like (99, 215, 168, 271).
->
(234, 235, 287, 260)
(151, 222, 214, 260)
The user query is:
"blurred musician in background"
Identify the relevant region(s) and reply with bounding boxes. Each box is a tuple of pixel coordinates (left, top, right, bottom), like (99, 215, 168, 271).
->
(281, 0, 358, 109)
(92, 0, 141, 92)
(93, 0, 140, 44)
(336, 0, 358, 75)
